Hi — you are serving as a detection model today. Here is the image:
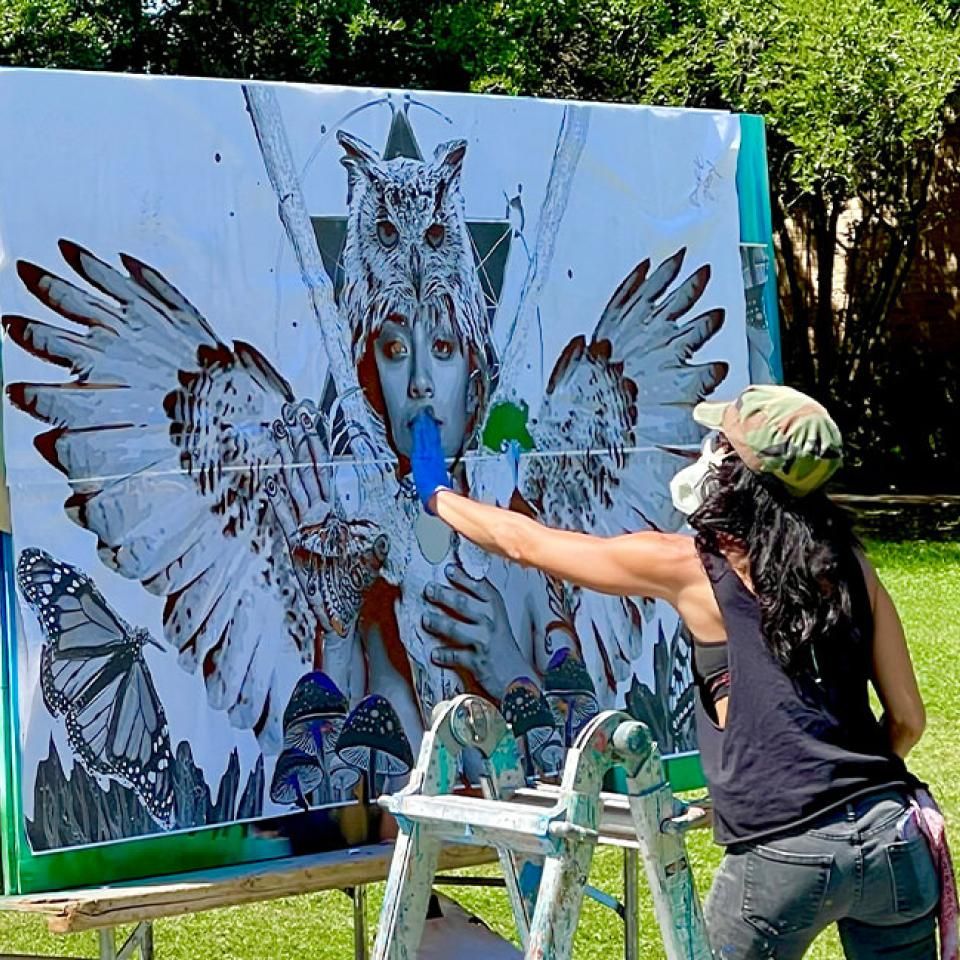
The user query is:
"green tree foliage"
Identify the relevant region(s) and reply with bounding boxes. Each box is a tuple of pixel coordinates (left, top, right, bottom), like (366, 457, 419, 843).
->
(646, 0, 960, 485)
(0, 0, 957, 486)
(0, 0, 118, 69)
(433, 0, 678, 102)
(151, 0, 473, 87)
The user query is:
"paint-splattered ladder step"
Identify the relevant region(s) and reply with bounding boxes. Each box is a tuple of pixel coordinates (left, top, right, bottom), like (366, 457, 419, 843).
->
(372, 694, 712, 960)
(385, 792, 598, 856)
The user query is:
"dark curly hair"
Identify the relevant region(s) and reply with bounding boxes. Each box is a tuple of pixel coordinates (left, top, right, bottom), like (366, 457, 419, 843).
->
(688, 452, 862, 675)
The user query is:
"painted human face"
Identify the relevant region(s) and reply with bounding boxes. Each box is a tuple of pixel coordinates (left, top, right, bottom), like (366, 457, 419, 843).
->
(373, 316, 470, 460)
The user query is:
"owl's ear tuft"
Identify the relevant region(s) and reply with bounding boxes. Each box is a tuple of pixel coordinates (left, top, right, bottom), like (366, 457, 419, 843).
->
(432, 140, 468, 182)
(337, 130, 383, 182)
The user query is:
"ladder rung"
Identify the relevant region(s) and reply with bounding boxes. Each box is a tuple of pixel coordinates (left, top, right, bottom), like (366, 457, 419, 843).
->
(512, 786, 641, 847)
(385, 793, 593, 855)
(513, 785, 712, 841)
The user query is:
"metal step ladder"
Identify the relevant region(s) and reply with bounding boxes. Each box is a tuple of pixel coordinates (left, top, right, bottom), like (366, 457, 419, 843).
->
(373, 694, 712, 960)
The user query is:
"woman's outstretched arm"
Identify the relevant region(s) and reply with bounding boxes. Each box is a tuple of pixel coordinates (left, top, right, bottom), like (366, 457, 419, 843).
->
(412, 410, 693, 602)
(430, 488, 691, 602)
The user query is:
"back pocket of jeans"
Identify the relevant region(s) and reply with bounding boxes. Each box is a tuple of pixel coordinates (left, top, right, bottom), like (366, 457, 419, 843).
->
(742, 846, 834, 937)
(887, 836, 939, 919)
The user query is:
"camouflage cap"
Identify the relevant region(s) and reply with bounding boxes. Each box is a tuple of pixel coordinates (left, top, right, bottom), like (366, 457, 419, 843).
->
(692, 384, 843, 496)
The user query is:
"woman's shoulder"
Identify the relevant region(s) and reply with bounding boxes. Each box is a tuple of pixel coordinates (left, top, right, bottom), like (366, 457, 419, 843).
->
(618, 531, 708, 596)
(649, 532, 716, 589)
(634, 531, 702, 566)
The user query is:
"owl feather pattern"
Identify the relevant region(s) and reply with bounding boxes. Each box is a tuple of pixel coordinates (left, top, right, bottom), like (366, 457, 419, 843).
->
(338, 132, 488, 364)
(484, 247, 729, 703)
(3, 238, 390, 752)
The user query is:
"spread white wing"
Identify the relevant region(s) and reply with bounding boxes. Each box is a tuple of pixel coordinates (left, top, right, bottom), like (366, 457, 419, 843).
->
(499, 248, 728, 702)
(4, 241, 391, 750)
(523, 248, 726, 532)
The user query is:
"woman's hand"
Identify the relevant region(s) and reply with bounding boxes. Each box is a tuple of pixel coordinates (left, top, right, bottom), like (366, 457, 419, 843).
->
(422, 564, 530, 701)
(411, 409, 451, 512)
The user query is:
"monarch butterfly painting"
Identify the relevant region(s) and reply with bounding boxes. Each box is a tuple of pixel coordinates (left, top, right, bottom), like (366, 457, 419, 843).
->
(16, 548, 176, 829)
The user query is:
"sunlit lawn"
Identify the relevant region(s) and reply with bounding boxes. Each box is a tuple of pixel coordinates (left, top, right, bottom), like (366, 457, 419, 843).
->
(0, 540, 956, 959)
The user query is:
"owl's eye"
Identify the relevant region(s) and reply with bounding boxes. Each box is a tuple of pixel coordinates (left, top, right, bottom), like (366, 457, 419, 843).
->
(425, 223, 445, 249)
(377, 220, 399, 248)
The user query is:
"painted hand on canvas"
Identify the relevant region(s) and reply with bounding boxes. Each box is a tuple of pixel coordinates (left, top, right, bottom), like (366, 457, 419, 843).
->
(422, 564, 530, 701)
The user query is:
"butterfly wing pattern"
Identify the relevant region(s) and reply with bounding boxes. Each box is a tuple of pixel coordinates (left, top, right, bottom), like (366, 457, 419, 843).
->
(4, 242, 391, 751)
(512, 248, 728, 703)
(17, 548, 176, 828)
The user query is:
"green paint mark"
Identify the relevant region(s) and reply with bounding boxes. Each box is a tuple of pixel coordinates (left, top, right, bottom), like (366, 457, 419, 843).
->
(482, 401, 534, 452)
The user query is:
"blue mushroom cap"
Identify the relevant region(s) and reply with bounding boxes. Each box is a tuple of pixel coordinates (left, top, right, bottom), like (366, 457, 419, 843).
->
(335, 695, 414, 776)
(283, 671, 348, 731)
(270, 747, 325, 806)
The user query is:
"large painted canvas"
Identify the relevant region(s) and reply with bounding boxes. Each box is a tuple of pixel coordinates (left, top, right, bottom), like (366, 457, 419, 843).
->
(0, 69, 766, 893)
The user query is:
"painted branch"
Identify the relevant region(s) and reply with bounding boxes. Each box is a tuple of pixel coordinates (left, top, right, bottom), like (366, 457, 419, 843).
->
(242, 83, 404, 556)
(498, 103, 590, 394)
(242, 83, 376, 455)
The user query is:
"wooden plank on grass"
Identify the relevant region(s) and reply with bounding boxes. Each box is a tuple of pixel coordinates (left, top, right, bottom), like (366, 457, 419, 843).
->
(0, 844, 496, 935)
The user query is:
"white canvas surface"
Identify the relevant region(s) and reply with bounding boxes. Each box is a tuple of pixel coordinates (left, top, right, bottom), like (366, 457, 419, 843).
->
(0, 69, 748, 851)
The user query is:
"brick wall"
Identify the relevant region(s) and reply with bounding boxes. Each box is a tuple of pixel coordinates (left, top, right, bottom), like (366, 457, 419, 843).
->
(887, 117, 960, 351)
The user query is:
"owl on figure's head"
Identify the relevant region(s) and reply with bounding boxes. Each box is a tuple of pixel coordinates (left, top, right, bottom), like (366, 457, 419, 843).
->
(338, 131, 498, 456)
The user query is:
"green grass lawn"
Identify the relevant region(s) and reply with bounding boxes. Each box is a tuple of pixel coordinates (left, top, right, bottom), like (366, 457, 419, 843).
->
(1, 540, 957, 959)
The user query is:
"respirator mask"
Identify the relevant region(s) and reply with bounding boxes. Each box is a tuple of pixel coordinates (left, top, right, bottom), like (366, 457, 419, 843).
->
(669, 433, 727, 515)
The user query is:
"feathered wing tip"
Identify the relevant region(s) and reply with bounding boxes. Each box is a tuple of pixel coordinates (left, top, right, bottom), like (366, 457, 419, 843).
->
(661, 309, 725, 361)
(15, 253, 118, 329)
(62, 240, 217, 342)
(2, 241, 337, 748)
(3, 315, 93, 373)
(594, 249, 687, 341)
(119, 250, 214, 332)
(7, 242, 222, 372)
(523, 244, 731, 525)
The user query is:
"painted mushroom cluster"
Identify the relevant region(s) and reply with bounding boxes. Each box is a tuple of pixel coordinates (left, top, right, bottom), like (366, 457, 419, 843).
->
(501, 677, 559, 778)
(335, 694, 415, 801)
(270, 673, 414, 811)
(543, 648, 599, 748)
(500, 647, 599, 778)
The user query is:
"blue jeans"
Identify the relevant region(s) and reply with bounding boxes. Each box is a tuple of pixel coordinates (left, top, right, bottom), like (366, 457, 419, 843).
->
(704, 789, 940, 959)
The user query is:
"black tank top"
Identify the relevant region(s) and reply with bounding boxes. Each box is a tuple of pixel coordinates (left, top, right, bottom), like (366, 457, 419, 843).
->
(694, 545, 917, 846)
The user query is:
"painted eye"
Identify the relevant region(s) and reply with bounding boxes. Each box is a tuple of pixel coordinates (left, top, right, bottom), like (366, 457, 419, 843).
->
(377, 220, 399, 248)
(382, 338, 408, 360)
(425, 223, 445, 249)
(433, 338, 454, 359)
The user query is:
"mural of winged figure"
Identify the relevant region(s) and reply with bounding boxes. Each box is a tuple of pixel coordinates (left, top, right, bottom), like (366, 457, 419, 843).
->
(5, 241, 392, 750)
(500, 249, 727, 713)
(4, 117, 727, 767)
